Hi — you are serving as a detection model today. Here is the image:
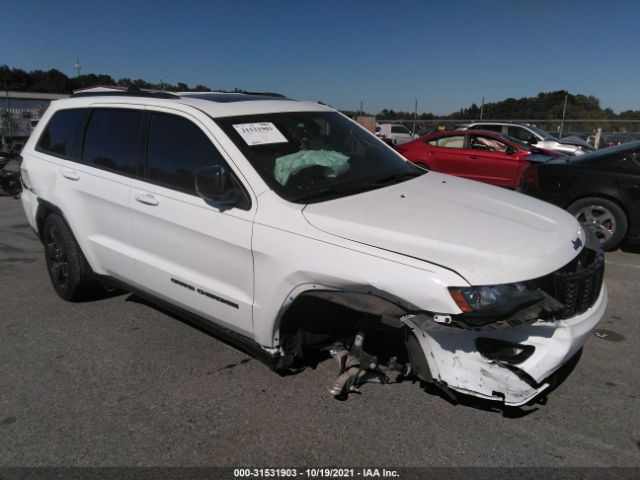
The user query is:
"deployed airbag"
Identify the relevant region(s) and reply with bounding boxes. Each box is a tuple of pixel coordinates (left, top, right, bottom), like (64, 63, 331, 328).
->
(274, 150, 350, 186)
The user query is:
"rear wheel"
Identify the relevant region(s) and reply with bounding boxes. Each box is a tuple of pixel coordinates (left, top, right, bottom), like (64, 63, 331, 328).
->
(567, 197, 627, 250)
(43, 214, 102, 301)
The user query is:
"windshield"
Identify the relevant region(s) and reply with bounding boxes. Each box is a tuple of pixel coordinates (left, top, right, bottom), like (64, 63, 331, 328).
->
(527, 124, 555, 140)
(215, 111, 423, 203)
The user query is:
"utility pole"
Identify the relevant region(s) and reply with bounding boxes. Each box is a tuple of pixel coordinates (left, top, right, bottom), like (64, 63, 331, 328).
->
(74, 59, 81, 77)
(359, 100, 363, 116)
(3, 80, 12, 152)
(412, 98, 418, 136)
(480, 96, 484, 120)
(559, 91, 568, 138)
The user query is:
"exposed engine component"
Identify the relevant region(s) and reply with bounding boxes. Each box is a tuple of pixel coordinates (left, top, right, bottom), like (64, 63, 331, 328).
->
(328, 331, 408, 399)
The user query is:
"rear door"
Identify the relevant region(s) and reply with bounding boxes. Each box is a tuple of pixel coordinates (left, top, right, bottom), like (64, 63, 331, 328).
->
(129, 107, 255, 337)
(41, 106, 144, 281)
(424, 134, 469, 176)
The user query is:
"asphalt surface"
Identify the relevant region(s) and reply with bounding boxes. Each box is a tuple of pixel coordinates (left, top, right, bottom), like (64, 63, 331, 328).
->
(1, 195, 639, 467)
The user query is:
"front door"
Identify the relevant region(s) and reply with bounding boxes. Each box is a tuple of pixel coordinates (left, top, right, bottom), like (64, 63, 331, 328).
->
(129, 109, 255, 337)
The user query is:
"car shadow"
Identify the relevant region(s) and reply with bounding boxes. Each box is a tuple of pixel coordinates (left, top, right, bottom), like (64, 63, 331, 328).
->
(121, 292, 583, 417)
(619, 242, 640, 254)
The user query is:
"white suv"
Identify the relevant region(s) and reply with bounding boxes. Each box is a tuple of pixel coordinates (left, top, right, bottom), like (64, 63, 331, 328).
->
(19, 89, 607, 406)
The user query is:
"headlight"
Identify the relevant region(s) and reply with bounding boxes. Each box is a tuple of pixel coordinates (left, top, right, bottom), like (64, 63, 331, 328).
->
(448, 282, 543, 315)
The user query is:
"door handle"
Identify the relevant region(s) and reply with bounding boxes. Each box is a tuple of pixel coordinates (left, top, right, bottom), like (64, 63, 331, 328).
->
(61, 170, 80, 181)
(135, 193, 159, 206)
(468, 156, 479, 160)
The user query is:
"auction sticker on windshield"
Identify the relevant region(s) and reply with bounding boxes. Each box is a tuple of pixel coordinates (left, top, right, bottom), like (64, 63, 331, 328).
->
(233, 122, 288, 146)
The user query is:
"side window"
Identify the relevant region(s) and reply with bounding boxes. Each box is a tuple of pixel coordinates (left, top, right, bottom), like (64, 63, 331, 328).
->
(475, 124, 502, 133)
(391, 125, 408, 134)
(36, 109, 86, 158)
(82, 109, 144, 176)
(469, 135, 508, 152)
(146, 113, 227, 194)
(428, 135, 464, 148)
(507, 126, 534, 142)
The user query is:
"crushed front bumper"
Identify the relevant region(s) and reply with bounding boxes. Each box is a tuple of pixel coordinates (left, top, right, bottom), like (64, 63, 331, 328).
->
(403, 283, 607, 406)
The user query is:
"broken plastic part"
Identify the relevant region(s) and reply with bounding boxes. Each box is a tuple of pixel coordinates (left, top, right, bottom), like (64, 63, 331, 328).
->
(433, 314, 452, 324)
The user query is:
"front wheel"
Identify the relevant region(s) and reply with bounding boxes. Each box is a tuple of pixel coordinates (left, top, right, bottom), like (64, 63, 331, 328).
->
(42, 214, 102, 301)
(567, 197, 627, 250)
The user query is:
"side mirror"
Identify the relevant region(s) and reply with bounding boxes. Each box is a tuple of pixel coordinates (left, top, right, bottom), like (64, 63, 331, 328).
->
(194, 165, 241, 206)
(506, 147, 517, 155)
(527, 136, 537, 144)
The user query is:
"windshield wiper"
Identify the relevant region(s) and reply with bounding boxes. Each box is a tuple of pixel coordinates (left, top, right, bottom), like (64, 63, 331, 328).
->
(369, 170, 425, 186)
(290, 170, 424, 203)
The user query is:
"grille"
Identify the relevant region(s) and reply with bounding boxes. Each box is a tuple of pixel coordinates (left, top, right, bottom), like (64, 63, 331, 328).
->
(534, 248, 604, 319)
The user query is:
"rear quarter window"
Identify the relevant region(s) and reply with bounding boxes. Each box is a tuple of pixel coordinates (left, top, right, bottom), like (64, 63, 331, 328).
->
(36, 109, 86, 158)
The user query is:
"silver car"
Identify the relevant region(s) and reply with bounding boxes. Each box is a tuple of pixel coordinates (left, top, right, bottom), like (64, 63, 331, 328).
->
(456, 121, 593, 156)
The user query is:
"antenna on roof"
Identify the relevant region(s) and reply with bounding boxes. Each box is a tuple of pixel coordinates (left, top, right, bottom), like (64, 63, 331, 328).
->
(74, 59, 81, 77)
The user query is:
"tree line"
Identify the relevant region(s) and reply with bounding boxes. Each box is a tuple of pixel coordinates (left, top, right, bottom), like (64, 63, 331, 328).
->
(2, 65, 638, 128)
(0, 65, 212, 93)
(376, 91, 639, 122)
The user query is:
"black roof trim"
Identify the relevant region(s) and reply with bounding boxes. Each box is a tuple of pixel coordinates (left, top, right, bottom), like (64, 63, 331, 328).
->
(180, 92, 294, 103)
(71, 86, 180, 99)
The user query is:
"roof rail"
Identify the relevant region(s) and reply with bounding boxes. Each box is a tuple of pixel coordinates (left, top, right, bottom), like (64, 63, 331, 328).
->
(70, 86, 180, 99)
(240, 91, 286, 98)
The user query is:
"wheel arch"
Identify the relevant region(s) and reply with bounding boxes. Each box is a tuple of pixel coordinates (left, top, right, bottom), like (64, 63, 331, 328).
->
(564, 192, 629, 221)
(35, 198, 66, 242)
(271, 282, 414, 350)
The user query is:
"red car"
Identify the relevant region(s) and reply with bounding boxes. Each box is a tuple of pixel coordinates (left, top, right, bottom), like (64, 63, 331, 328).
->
(395, 130, 559, 189)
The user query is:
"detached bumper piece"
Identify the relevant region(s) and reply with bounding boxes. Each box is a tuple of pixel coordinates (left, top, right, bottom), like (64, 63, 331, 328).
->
(403, 269, 607, 406)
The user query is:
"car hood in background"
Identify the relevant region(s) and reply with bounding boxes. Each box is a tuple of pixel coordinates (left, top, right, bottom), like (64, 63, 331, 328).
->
(525, 153, 558, 163)
(558, 136, 594, 149)
(303, 172, 584, 285)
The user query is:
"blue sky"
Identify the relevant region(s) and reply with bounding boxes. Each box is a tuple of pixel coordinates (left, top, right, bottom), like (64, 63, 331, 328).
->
(1, 0, 639, 114)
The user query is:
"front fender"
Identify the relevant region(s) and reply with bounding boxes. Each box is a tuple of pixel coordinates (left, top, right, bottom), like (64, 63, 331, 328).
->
(250, 221, 467, 348)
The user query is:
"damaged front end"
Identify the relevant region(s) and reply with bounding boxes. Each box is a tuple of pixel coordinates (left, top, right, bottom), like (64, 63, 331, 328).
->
(403, 246, 607, 406)
(278, 246, 606, 407)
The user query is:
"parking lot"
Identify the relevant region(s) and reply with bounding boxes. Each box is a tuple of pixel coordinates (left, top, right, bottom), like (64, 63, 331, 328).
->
(1, 195, 639, 467)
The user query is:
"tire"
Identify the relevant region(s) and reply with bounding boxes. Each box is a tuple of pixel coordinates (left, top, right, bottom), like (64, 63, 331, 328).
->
(42, 214, 102, 301)
(567, 197, 627, 250)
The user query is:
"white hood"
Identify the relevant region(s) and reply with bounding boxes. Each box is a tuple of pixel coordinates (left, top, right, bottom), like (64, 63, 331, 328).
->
(302, 172, 585, 285)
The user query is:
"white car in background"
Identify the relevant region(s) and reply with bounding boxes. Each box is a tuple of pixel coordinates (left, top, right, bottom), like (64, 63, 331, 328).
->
(375, 122, 416, 145)
(19, 88, 606, 407)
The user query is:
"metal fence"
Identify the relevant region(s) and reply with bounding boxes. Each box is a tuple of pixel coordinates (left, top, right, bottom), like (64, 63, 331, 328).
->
(391, 119, 640, 138)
